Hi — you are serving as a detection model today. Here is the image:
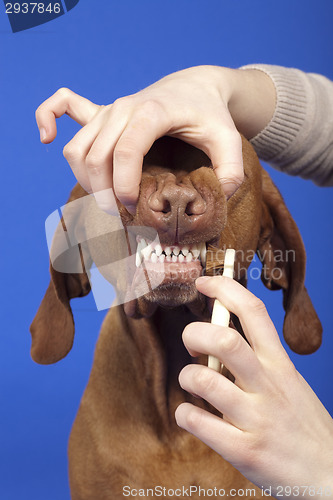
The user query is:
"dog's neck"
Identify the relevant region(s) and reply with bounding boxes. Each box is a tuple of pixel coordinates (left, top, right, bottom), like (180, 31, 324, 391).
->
(153, 306, 200, 379)
(125, 304, 210, 428)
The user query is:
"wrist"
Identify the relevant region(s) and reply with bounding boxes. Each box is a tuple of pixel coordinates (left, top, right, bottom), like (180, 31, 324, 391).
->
(227, 67, 276, 139)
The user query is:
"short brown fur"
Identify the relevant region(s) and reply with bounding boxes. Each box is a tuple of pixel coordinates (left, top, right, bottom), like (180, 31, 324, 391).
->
(30, 137, 322, 499)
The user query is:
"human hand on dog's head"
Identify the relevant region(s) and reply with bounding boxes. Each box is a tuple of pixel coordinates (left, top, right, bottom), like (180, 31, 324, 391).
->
(176, 276, 333, 496)
(35, 65, 275, 213)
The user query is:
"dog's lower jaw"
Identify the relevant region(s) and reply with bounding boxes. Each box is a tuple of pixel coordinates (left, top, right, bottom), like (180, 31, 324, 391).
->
(144, 281, 200, 306)
(123, 296, 158, 318)
(123, 285, 211, 321)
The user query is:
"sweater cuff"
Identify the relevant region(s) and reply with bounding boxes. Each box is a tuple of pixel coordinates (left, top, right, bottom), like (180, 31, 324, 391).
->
(239, 64, 314, 165)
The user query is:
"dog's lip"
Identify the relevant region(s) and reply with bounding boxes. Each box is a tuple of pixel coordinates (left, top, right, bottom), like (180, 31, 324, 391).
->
(142, 259, 203, 284)
(130, 237, 207, 290)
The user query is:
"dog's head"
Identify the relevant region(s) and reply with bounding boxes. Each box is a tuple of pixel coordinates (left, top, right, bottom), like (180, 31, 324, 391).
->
(30, 136, 322, 364)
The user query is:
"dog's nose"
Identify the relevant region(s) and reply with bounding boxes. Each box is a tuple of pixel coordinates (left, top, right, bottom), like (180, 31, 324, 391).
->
(146, 173, 207, 237)
(149, 178, 206, 216)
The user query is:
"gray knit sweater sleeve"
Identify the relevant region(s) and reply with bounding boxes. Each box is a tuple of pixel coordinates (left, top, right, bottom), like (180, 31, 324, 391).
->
(241, 64, 333, 187)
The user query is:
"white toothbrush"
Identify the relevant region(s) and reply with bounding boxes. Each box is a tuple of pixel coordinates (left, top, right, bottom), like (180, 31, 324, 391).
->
(208, 248, 236, 372)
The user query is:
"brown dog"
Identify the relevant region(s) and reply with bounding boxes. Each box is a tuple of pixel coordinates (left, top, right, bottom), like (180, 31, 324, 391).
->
(30, 137, 322, 499)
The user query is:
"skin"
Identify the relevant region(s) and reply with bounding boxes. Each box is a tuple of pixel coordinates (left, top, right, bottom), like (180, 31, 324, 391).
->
(175, 276, 333, 498)
(36, 65, 333, 495)
(35, 65, 275, 213)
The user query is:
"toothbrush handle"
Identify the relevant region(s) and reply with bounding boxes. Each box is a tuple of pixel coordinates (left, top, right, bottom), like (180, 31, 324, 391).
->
(208, 249, 235, 372)
(208, 300, 230, 372)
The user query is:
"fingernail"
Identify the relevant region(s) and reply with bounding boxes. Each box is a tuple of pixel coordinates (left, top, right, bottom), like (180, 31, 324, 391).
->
(196, 276, 212, 285)
(219, 179, 242, 200)
(93, 190, 120, 216)
(39, 127, 47, 142)
(126, 205, 136, 216)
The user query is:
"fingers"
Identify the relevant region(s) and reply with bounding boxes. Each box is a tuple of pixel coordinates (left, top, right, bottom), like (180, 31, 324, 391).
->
(35, 88, 100, 144)
(61, 99, 168, 213)
(62, 105, 129, 212)
(195, 276, 286, 360)
(175, 402, 243, 465)
(182, 323, 263, 392)
(112, 101, 169, 210)
(38, 90, 169, 213)
(36, 73, 246, 212)
(178, 364, 252, 428)
(207, 126, 244, 199)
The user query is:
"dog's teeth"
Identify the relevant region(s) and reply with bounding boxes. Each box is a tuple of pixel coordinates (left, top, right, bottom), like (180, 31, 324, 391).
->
(151, 253, 158, 264)
(172, 255, 177, 263)
(135, 240, 145, 267)
(173, 246, 180, 256)
(139, 238, 148, 251)
(166, 255, 172, 262)
(165, 246, 171, 256)
(182, 246, 189, 256)
(136, 251, 142, 267)
(200, 243, 207, 264)
(159, 254, 165, 263)
(192, 246, 200, 259)
(141, 245, 152, 261)
(178, 254, 185, 263)
(186, 253, 193, 263)
(155, 244, 162, 256)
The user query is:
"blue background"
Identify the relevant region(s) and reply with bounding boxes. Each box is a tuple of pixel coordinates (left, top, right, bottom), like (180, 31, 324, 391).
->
(1, 1, 332, 498)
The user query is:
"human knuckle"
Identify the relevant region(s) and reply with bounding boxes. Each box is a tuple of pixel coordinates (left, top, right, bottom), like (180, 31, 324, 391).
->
(56, 87, 72, 99)
(112, 96, 133, 112)
(35, 100, 50, 117)
(140, 98, 164, 116)
(193, 368, 217, 393)
(63, 143, 82, 162)
(247, 296, 267, 315)
(217, 329, 241, 355)
(184, 408, 203, 433)
(86, 153, 103, 170)
(111, 97, 124, 110)
(114, 141, 137, 163)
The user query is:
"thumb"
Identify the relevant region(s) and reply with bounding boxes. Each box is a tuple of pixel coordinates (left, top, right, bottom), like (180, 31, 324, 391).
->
(208, 130, 244, 199)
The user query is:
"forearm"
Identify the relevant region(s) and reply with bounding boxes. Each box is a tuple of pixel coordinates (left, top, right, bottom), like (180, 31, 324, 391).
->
(239, 64, 333, 187)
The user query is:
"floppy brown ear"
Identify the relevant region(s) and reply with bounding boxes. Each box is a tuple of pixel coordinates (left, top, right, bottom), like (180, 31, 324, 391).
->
(258, 169, 322, 354)
(30, 184, 91, 365)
